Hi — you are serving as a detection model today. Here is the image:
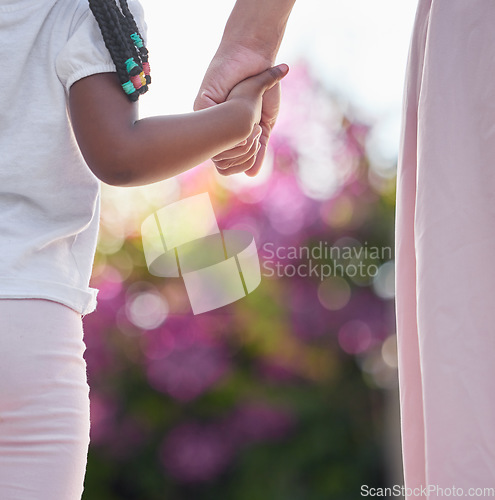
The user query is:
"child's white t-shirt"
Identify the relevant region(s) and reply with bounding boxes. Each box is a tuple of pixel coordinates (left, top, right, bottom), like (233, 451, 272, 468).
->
(0, 0, 146, 315)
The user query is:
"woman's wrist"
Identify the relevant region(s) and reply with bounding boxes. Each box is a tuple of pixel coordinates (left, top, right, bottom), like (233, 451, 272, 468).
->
(219, 32, 278, 65)
(219, 0, 296, 63)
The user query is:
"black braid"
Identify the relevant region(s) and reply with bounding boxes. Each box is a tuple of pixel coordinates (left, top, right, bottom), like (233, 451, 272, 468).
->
(88, 0, 151, 102)
(118, 0, 151, 85)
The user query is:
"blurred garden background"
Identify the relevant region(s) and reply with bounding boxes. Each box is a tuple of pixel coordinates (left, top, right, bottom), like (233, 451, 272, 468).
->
(82, 1, 418, 499)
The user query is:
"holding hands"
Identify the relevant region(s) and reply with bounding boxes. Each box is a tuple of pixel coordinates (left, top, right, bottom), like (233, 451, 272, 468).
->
(221, 63, 289, 176)
(195, 47, 289, 177)
(70, 0, 295, 187)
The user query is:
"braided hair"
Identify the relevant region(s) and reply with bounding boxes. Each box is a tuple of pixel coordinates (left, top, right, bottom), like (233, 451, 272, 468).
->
(88, 0, 151, 102)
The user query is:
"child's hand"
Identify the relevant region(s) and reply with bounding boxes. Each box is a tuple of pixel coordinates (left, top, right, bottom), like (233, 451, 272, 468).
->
(226, 64, 288, 128)
(214, 64, 289, 176)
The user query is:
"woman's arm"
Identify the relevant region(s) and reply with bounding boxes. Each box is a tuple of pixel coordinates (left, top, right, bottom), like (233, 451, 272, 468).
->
(69, 66, 287, 187)
(219, 0, 296, 62)
(194, 0, 296, 177)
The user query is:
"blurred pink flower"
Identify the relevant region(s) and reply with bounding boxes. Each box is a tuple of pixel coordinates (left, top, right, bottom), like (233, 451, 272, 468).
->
(146, 342, 230, 402)
(338, 319, 373, 355)
(334, 119, 370, 165)
(289, 279, 337, 340)
(261, 172, 312, 236)
(160, 402, 296, 484)
(224, 401, 296, 446)
(160, 421, 235, 483)
(254, 358, 302, 385)
(340, 288, 391, 344)
(142, 316, 232, 402)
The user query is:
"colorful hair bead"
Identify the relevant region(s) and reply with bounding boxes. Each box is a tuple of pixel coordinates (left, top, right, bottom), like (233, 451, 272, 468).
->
(142, 62, 151, 84)
(125, 57, 140, 76)
(122, 80, 136, 96)
(89, 0, 151, 102)
(130, 73, 144, 90)
(130, 32, 144, 49)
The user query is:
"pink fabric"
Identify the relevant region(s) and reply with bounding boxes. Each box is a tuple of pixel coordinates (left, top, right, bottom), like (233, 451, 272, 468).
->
(0, 299, 90, 500)
(396, 0, 495, 497)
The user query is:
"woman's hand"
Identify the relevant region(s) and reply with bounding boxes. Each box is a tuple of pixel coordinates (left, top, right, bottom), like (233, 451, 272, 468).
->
(204, 64, 289, 177)
(194, 0, 295, 175)
(227, 64, 288, 129)
(210, 64, 288, 176)
(194, 44, 286, 177)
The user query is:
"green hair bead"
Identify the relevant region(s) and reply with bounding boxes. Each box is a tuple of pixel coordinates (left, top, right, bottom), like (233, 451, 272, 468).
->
(122, 80, 136, 95)
(125, 57, 139, 74)
(130, 32, 144, 48)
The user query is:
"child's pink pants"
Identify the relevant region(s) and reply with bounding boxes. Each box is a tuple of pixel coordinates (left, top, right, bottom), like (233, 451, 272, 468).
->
(0, 299, 90, 500)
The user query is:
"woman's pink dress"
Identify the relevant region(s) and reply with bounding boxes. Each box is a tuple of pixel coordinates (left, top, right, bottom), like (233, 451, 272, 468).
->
(396, 0, 495, 497)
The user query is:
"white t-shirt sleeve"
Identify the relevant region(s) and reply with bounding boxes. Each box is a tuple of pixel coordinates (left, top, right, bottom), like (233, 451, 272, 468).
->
(56, 0, 148, 93)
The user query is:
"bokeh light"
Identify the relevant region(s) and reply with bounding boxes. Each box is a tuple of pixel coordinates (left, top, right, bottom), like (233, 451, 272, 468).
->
(373, 260, 395, 300)
(317, 276, 352, 311)
(125, 289, 169, 330)
(338, 320, 373, 354)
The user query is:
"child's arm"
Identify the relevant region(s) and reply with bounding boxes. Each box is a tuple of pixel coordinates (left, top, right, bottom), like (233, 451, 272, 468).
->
(68, 65, 288, 187)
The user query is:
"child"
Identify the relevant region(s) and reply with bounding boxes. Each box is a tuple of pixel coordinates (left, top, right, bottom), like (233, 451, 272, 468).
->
(0, 0, 288, 498)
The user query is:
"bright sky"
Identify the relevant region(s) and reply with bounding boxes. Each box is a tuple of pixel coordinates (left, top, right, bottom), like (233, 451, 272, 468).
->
(138, 0, 418, 162)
